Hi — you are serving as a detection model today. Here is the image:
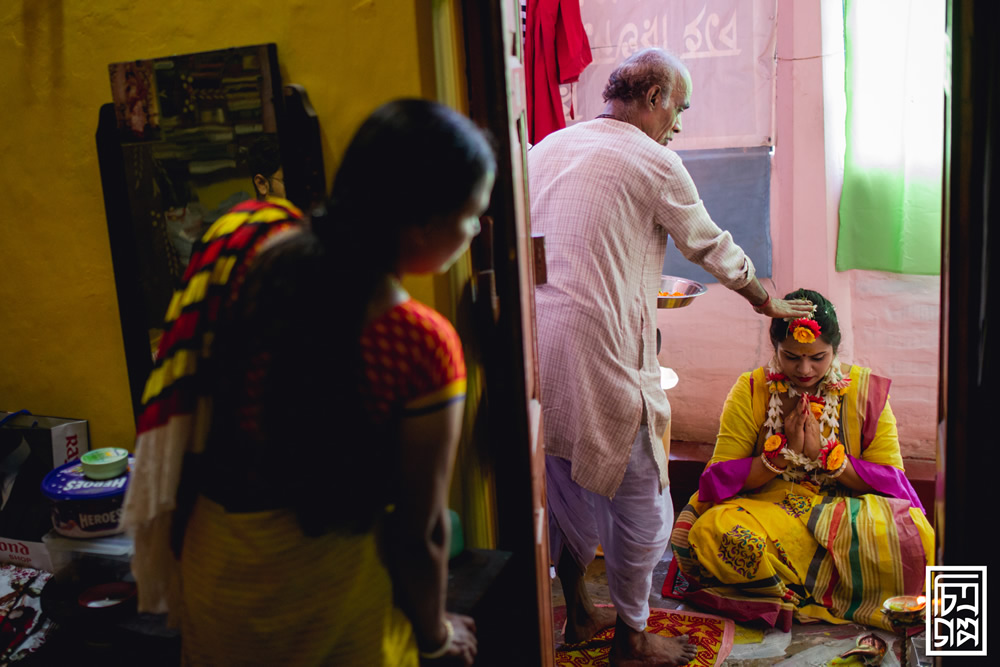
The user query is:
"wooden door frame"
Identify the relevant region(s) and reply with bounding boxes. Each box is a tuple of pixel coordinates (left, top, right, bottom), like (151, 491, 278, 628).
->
(460, 1, 555, 665)
(939, 0, 998, 568)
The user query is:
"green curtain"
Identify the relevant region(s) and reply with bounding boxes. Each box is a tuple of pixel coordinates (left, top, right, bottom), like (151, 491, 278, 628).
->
(837, 0, 945, 275)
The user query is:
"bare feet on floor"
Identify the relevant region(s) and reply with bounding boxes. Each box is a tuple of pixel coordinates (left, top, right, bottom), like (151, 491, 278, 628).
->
(609, 616, 699, 667)
(564, 603, 617, 644)
(557, 547, 617, 643)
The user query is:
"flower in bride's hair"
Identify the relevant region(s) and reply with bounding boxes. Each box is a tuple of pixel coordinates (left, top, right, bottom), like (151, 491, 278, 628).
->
(789, 318, 821, 344)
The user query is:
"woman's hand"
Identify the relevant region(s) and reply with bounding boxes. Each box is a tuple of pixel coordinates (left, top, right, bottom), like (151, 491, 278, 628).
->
(436, 613, 477, 665)
(783, 395, 808, 453)
(802, 408, 823, 460)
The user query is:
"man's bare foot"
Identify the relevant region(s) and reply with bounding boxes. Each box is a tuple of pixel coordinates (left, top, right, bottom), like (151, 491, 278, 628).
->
(609, 615, 699, 667)
(556, 547, 618, 643)
(564, 603, 617, 644)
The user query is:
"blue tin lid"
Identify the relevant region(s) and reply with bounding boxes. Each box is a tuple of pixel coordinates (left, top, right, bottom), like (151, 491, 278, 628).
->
(41, 456, 134, 501)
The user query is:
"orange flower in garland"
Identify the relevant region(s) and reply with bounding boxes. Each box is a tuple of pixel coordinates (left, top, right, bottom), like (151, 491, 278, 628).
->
(805, 394, 826, 420)
(789, 318, 821, 344)
(826, 444, 846, 470)
(764, 433, 787, 457)
(819, 440, 846, 471)
(766, 371, 789, 393)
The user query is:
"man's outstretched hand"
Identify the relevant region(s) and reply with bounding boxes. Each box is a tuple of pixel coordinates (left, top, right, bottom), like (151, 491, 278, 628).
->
(759, 298, 814, 319)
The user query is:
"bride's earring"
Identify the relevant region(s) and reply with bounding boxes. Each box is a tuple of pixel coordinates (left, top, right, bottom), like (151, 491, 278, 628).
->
(768, 353, 781, 374)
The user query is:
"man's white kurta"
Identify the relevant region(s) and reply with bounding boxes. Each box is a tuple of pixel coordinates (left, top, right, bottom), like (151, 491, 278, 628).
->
(529, 118, 756, 498)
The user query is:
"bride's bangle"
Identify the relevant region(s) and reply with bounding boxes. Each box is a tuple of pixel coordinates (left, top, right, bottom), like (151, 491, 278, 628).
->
(828, 457, 848, 479)
(420, 619, 454, 660)
(760, 452, 785, 474)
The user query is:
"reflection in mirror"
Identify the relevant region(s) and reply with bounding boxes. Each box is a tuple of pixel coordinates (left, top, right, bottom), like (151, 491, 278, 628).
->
(106, 45, 283, 359)
(99, 44, 293, 420)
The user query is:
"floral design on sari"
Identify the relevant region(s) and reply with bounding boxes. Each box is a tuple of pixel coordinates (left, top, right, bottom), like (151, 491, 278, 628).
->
(775, 493, 812, 518)
(772, 539, 799, 577)
(718, 525, 765, 579)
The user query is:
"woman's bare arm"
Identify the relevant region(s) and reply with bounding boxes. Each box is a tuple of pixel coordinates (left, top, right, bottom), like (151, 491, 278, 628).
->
(384, 399, 476, 663)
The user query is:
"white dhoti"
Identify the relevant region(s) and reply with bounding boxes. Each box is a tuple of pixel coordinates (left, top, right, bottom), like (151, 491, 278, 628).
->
(546, 426, 674, 631)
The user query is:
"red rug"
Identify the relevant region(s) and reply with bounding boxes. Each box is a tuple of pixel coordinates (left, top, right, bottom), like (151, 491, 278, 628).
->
(661, 555, 687, 600)
(554, 605, 735, 667)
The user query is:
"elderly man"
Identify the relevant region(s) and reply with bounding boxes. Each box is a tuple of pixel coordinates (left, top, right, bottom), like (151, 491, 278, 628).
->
(529, 48, 811, 665)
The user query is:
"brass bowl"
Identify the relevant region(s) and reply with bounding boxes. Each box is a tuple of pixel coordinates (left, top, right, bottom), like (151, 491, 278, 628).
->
(881, 595, 926, 626)
(657, 276, 708, 309)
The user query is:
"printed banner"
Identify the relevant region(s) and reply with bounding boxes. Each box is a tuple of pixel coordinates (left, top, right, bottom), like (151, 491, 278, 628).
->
(565, 0, 778, 149)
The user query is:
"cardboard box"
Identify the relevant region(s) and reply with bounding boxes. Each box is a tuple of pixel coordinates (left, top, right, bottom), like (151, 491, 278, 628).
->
(0, 411, 88, 470)
(0, 537, 53, 572)
(0, 411, 90, 545)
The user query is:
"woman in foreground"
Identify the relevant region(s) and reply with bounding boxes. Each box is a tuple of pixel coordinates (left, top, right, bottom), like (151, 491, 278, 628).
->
(124, 99, 495, 665)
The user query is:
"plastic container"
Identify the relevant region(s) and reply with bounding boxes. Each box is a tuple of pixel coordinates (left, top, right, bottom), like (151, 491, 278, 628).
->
(80, 447, 130, 480)
(40, 457, 134, 538)
(42, 530, 134, 574)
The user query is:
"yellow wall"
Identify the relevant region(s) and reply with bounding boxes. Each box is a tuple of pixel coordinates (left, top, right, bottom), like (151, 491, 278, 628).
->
(0, 1, 438, 448)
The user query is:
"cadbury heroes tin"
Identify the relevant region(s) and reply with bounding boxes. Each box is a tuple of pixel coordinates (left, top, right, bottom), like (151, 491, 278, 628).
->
(41, 456, 134, 538)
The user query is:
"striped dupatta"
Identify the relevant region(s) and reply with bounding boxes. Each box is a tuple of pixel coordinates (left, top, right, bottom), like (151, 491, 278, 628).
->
(121, 198, 303, 620)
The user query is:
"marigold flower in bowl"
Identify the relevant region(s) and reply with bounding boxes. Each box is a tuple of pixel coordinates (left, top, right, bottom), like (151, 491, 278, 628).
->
(657, 276, 707, 309)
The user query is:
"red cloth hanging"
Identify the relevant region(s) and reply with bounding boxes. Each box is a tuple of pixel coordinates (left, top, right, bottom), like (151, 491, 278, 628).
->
(525, 0, 593, 145)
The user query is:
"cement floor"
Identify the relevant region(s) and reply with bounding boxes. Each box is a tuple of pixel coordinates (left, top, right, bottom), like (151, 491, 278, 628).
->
(551, 553, 921, 666)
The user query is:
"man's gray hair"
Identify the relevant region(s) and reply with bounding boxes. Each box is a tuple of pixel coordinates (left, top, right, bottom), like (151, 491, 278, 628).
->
(602, 48, 686, 105)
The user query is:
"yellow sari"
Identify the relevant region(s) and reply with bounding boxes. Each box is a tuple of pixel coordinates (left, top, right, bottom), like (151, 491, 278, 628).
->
(180, 496, 418, 666)
(669, 366, 934, 631)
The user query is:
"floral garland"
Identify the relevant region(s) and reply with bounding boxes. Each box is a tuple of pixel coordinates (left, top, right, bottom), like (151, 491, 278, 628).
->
(764, 356, 851, 486)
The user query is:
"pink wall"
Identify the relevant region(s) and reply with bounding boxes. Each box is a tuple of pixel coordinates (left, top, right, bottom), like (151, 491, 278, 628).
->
(657, 0, 938, 460)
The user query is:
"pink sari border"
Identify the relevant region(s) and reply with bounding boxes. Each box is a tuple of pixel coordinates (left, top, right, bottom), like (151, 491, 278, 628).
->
(889, 497, 928, 595)
(850, 455, 926, 514)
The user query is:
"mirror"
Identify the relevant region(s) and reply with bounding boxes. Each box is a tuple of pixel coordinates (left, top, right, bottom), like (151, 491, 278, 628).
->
(97, 44, 324, 420)
(107, 44, 283, 355)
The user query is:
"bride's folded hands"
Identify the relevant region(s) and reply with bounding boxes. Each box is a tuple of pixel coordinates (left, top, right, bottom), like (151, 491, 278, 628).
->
(802, 398, 824, 460)
(782, 396, 807, 454)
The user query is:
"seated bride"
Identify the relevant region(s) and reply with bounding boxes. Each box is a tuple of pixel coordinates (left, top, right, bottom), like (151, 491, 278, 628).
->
(668, 288, 934, 631)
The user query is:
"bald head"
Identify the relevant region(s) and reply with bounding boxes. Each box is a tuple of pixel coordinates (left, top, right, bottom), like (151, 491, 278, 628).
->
(602, 48, 689, 107)
(599, 48, 692, 145)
